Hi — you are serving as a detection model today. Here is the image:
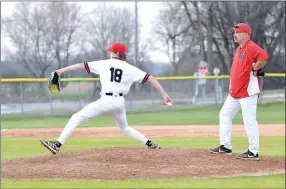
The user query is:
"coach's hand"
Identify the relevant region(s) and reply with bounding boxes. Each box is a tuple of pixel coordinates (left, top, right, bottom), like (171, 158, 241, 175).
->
(252, 68, 265, 77)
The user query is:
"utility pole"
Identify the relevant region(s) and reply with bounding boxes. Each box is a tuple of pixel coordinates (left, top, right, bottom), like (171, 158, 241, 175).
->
(207, 2, 213, 69)
(198, 2, 204, 61)
(135, 0, 138, 67)
(134, 0, 139, 92)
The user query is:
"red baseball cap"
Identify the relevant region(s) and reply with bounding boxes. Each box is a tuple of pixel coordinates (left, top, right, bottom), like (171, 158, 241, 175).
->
(105, 42, 126, 53)
(231, 23, 252, 36)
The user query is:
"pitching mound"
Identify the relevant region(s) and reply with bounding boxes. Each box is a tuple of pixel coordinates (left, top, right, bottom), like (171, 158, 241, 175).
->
(2, 147, 285, 180)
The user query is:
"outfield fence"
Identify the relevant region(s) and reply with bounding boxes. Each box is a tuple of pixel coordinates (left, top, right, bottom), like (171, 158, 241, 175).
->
(1, 73, 285, 117)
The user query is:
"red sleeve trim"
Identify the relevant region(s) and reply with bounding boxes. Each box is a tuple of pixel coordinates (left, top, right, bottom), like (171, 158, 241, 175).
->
(84, 62, 90, 74)
(142, 73, 150, 84)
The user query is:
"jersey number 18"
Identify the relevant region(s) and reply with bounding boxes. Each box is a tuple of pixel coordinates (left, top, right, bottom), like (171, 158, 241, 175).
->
(110, 67, 123, 83)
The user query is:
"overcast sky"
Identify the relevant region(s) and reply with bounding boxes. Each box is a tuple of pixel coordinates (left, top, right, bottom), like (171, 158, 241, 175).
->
(1, 1, 169, 63)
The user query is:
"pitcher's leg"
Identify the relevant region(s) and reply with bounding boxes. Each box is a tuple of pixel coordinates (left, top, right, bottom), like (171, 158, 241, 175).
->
(219, 95, 241, 149)
(40, 101, 104, 154)
(113, 109, 148, 144)
(57, 101, 104, 145)
(112, 107, 160, 149)
(240, 94, 259, 155)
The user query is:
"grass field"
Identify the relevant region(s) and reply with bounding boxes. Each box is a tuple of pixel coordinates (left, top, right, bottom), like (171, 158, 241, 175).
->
(2, 102, 285, 129)
(1, 102, 285, 188)
(2, 175, 285, 188)
(2, 137, 285, 160)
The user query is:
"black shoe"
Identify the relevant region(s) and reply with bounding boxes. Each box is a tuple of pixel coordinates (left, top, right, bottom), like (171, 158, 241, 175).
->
(237, 150, 259, 161)
(146, 140, 161, 149)
(40, 139, 60, 155)
(208, 145, 232, 155)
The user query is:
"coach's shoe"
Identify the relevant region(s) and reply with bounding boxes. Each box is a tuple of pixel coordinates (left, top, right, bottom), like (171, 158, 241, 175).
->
(208, 145, 232, 155)
(237, 150, 259, 161)
(40, 139, 60, 155)
(146, 140, 161, 149)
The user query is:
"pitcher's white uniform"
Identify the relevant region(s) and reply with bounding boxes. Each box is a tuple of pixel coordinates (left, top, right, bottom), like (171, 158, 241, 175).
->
(57, 59, 151, 145)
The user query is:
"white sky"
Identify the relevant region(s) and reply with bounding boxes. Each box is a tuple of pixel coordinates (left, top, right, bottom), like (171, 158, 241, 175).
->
(1, 2, 169, 63)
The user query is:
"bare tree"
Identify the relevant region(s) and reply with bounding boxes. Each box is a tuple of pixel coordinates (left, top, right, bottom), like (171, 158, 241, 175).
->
(182, 1, 283, 75)
(48, 2, 83, 80)
(153, 2, 199, 75)
(82, 4, 134, 60)
(80, 3, 151, 95)
(2, 2, 83, 79)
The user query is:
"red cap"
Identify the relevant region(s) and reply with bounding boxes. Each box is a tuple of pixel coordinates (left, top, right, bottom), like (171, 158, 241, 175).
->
(105, 42, 126, 53)
(231, 23, 251, 36)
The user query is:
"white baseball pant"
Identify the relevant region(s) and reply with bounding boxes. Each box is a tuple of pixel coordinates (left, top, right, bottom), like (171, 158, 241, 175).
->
(57, 94, 149, 145)
(219, 94, 259, 155)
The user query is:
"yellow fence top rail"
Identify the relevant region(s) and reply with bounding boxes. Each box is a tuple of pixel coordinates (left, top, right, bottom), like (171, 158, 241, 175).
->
(0, 73, 285, 83)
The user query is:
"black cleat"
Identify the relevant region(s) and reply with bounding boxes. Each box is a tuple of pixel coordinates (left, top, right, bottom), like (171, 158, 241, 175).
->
(146, 140, 161, 149)
(208, 145, 232, 155)
(237, 150, 259, 161)
(40, 139, 60, 155)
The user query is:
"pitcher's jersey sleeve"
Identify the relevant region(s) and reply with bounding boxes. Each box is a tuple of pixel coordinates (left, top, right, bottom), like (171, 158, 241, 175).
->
(132, 67, 150, 84)
(83, 60, 104, 75)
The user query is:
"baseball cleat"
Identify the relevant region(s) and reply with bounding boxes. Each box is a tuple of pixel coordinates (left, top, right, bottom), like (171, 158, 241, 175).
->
(40, 139, 60, 155)
(147, 141, 161, 149)
(208, 145, 232, 155)
(237, 150, 259, 161)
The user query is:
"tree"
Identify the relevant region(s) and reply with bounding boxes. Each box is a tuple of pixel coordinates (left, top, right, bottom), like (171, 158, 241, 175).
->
(2, 2, 83, 79)
(153, 2, 199, 75)
(48, 2, 83, 80)
(80, 3, 151, 95)
(182, 1, 284, 75)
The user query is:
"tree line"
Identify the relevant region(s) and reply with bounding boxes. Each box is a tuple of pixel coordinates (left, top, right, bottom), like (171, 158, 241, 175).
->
(2, 2, 285, 78)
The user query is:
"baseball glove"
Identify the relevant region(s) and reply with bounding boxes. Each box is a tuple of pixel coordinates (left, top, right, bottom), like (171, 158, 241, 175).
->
(48, 71, 61, 94)
(257, 69, 265, 77)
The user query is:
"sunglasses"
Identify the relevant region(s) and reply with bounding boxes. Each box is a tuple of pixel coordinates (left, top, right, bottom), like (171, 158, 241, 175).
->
(234, 24, 240, 28)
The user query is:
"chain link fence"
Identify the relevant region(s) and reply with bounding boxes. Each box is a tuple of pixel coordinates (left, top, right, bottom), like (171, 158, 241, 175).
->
(1, 76, 285, 118)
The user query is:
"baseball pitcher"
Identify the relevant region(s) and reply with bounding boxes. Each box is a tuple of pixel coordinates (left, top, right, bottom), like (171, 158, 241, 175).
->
(209, 23, 269, 160)
(41, 42, 173, 155)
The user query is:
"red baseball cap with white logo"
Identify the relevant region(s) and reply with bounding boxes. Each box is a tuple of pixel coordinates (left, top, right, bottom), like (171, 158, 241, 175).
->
(231, 23, 252, 36)
(105, 42, 127, 53)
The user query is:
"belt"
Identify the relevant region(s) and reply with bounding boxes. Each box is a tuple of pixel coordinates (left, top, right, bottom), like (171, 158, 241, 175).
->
(105, 92, 123, 97)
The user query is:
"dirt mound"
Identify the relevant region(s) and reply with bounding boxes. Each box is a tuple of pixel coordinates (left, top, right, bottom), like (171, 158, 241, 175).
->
(2, 147, 285, 180)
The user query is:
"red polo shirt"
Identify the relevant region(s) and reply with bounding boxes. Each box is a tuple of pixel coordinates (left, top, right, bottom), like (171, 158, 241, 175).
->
(230, 40, 269, 98)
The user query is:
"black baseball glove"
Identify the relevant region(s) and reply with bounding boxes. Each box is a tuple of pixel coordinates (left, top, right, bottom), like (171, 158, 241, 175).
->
(48, 71, 61, 94)
(257, 69, 265, 77)
(252, 66, 265, 77)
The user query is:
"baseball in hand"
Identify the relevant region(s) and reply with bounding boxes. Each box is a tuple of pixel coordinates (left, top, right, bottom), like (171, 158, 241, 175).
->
(166, 102, 172, 108)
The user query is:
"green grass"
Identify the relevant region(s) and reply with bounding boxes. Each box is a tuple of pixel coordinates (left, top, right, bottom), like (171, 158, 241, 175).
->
(2, 174, 285, 188)
(1, 102, 285, 188)
(2, 102, 285, 129)
(2, 136, 285, 160)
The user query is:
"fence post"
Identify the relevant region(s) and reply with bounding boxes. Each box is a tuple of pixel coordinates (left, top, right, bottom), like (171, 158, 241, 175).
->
(50, 85, 53, 115)
(20, 82, 23, 116)
(215, 78, 219, 104)
(221, 77, 225, 105)
(150, 83, 155, 110)
(213, 68, 220, 104)
(259, 76, 264, 104)
(78, 81, 82, 111)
